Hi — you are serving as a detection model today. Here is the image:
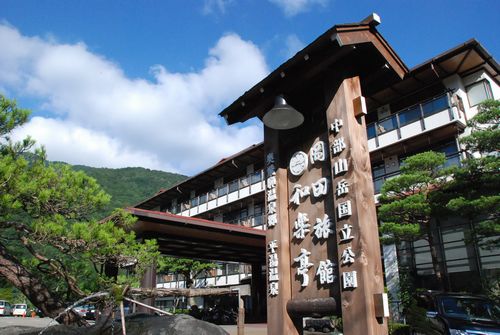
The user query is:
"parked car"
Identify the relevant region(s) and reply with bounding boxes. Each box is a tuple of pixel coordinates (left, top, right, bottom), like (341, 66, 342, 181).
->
(74, 305, 94, 318)
(85, 306, 96, 320)
(0, 300, 12, 316)
(12, 304, 28, 317)
(418, 292, 500, 334)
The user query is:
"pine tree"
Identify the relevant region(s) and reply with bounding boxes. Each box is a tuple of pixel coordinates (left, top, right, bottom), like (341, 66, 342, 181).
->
(0, 95, 159, 323)
(446, 99, 499, 249)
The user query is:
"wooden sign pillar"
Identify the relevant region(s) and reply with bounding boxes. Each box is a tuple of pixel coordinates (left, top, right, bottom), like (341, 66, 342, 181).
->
(264, 127, 297, 335)
(264, 75, 387, 335)
(325, 76, 387, 335)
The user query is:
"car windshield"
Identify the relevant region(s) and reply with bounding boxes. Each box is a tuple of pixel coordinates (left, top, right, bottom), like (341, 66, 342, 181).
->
(15, 305, 26, 309)
(440, 297, 500, 322)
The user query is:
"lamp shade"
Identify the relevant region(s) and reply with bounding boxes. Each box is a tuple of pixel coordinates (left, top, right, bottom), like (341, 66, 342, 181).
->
(263, 96, 304, 130)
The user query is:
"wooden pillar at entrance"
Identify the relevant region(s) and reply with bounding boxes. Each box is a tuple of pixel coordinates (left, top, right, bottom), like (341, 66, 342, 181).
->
(325, 76, 387, 335)
(138, 264, 157, 313)
(264, 127, 297, 335)
(264, 75, 388, 334)
(251, 262, 264, 321)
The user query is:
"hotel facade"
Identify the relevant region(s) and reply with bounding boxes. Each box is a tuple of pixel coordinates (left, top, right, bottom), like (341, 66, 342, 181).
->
(131, 20, 499, 321)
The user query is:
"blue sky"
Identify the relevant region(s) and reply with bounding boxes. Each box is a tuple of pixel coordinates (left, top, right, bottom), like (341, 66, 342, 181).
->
(1, 0, 499, 175)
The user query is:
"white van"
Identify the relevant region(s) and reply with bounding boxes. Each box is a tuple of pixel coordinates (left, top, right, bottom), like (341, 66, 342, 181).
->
(0, 300, 13, 316)
(12, 304, 28, 317)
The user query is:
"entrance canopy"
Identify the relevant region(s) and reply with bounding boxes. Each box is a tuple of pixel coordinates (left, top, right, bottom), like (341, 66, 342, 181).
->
(128, 207, 266, 264)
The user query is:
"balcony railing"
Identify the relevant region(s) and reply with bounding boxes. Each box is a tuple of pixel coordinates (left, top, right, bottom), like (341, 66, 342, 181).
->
(171, 170, 265, 217)
(226, 214, 265, 229)
(373, 152, 461, 194)
(367, 93, 466, 151)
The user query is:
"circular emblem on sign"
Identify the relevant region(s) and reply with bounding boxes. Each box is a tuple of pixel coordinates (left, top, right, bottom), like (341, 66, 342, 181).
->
(289, 151, 308, 176)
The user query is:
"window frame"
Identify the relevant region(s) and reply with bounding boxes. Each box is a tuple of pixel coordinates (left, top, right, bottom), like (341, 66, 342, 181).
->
(466, 80, 493, 107)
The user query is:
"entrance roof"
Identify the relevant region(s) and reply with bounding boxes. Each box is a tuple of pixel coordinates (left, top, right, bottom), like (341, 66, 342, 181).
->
(128, 207, 266, 264)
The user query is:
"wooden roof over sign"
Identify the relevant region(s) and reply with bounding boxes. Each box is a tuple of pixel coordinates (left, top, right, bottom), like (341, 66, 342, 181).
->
(219, 14, 409, 125)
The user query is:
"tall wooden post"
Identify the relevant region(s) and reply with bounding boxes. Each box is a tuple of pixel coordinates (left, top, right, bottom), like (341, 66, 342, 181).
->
(325, 76, 387, 335)
(264, 127, 297, 335)
(251, 262, 265, 321)
(139, 265, 157, 314)
(264, 75, 387, 334)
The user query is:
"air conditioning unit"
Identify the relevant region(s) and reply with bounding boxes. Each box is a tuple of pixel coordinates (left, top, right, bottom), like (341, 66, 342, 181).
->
(376, 104, 391, 119)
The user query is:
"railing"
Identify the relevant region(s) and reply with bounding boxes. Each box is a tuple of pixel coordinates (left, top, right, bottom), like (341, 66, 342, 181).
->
(171, 170, 264, 215)
(373, 152, 461, 194)
(367, 93, 451, 140)
(225, 214, 264, 229)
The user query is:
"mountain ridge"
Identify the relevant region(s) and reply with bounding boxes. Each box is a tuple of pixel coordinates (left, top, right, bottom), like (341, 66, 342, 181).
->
(69, 164, 187, 218)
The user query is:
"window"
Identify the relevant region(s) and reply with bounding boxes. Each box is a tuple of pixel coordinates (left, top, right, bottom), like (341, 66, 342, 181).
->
(422, 94, 449, 116)
(169, 203, 177, 214)
(398, 105, 421, 126)
(217, 184, 228, 196)
(227, 263, 240, 275)
(228, 179, 239, 193)
(253, 203, 264, 227)
(377, 115, 397, 134)
(209, 189, 217, 200)
(199, 193, 207, 204)
(372, 163, 387, 194)
(190, 197, 198, 207)
(223, 211, 238, 224)
(467, 80, 492, 107)
(250, 170, 262, 184)
(435, 141, 461, 168)
(367, 123, 376, 139)
(240, 176, 249, 188)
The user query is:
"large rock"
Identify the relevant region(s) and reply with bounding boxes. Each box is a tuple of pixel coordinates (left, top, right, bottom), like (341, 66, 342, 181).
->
(0, 314, 229, 335)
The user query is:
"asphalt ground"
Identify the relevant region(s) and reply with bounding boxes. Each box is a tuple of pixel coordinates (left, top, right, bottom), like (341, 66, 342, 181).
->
(0, 316, 269, 334)
(0, 316, 57, 328)
(0, 316, 58, 334)
(220, 323, 267, 335)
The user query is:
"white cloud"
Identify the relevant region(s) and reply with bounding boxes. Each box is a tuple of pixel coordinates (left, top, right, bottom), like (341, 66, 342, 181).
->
(202, 0, 233, 15)
(15, 117, 169, 171)
(0, 24, 268, 175)
(284, 34, 305, 58)
(269, 0, 329, 17)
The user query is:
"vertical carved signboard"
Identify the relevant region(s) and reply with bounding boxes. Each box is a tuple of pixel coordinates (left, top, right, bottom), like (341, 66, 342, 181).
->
(265, 76, 387, 335)
(325, 76, 387, 335)
(287, 136, 338, 303)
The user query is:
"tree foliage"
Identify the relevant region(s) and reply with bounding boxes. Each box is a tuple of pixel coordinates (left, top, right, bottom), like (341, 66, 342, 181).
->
(459, 99, 499, 153)
(378, 99, 500, 290)
(378, 151, 452, 288)
(445, 99, 500, 249)
(0, 95, 159, 322)
(71, 165, 186, 219)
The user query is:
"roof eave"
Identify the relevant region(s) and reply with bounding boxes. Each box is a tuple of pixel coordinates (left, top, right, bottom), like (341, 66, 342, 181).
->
(219, 22, 408, 125)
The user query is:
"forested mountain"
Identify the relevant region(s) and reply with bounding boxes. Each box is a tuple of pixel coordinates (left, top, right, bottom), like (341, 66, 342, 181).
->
(71, 165, 187, 218)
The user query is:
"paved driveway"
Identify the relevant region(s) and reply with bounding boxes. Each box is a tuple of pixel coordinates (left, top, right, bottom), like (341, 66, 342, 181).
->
(220, 323, 267, 335)
(0, 316, 57, 334)
(0, 316, 269, 334)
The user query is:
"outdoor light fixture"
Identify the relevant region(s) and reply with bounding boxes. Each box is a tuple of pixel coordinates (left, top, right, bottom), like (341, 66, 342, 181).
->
(263, 96, 304, 130)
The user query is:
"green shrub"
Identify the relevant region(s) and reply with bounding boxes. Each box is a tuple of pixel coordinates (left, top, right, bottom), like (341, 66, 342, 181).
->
(389, 322, 410, 335)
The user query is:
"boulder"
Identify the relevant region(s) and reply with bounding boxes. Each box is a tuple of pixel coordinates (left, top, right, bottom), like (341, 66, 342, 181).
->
(0, 314, 229, 335)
